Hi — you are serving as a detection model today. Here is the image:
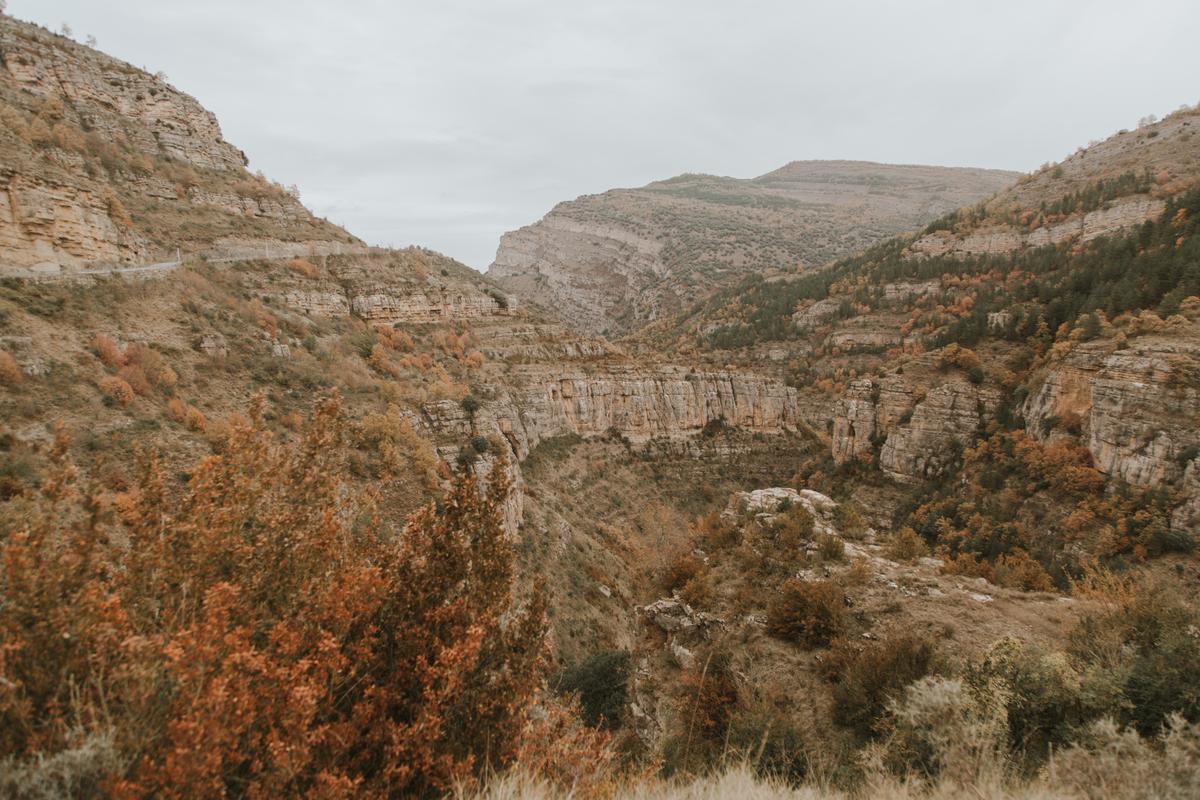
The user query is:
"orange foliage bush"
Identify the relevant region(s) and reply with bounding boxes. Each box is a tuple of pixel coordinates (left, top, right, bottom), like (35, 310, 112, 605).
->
(92, 333, 125, 368)
(125, 344, 177, 391)
(0, 396, 548, 797)
(167, 397, 205, 431)
(166, 396, 187, 422)
(368, 342, 401, 378)
(0, 350, 22, 386)
(992, 548, 1055, 591)
(184, 406, 207, 432)
(98, 375, 134, 405)
(118, 364, 152, 397)
(374, 325, 414, 352)
(677, 655, 739, 748)
(937, 342, 982, 373)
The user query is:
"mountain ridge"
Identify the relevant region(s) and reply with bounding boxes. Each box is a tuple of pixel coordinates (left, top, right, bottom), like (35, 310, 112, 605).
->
(487, 159, 1018, 338)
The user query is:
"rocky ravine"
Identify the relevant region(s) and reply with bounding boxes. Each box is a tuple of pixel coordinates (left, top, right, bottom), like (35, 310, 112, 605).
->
(488, 161, 1018, 338)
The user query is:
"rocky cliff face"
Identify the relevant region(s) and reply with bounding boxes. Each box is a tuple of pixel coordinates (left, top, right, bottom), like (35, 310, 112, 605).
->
(831, 373, 1000, 484)
(423, 366, 801, 461)
(489, 215, 664, 336)
(0, 20, 245, 172)
(0, 16, 352, 273)
(879, 382, 1000, 483)
(502, 367, 800, 453)
(267, 249, 514, 324)
(0, 171, 150, 269)
(909, 196, 1166, 258)
(489, 162, 1018, 337)
(1023, 334, 1200, 488)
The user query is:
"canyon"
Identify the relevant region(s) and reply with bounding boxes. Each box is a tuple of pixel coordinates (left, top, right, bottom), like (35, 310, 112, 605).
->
(2, 12, 1200, 796)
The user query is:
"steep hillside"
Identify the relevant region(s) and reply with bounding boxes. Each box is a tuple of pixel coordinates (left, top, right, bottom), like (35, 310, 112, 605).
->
(0, 15, 356, 275)
(645, 106, 1200, 582)
(487, 161, 1018, 337)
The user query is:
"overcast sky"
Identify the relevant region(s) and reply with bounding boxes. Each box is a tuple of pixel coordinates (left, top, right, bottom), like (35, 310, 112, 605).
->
(10, 1, 1200, 268)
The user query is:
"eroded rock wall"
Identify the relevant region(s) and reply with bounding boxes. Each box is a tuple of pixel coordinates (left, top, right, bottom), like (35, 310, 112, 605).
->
(1024, 336, 1200, 488)
(0, 172, 149, 269)
(909, 197, 1166, 258)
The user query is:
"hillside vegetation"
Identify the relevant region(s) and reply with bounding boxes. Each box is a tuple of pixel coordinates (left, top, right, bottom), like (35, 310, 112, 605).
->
(2, 10, 1200, 800)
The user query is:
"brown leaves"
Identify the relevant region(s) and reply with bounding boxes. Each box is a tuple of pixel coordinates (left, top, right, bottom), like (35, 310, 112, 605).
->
(1, 394, 548, 797)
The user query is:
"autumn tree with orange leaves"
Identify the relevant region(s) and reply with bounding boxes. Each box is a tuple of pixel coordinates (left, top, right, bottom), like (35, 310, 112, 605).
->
(0, 394, 548, 798)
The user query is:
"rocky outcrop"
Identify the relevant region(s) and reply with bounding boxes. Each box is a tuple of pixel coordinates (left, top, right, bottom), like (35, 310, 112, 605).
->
(186, 188, 311, 221)
(909, 197, 1166, 258)
(488, 213, 664, 336)
(1024, 336, 1200, 490)
(201, 238, 366, 262)
(0, 18, 245, 172)
(827, 326, 902, 352)
(728, 487, 840, 536)
(281, 287, 350, 317)
(878, 382, 1000, 483)
(504, 368, 800, 451)
(1173, 459, 1200, 531)
(350, 287, 509, 323)
(793, 298, 844, 331)
(270, 259, 513, 324)
(831, 377, 919, 464)
(0, 16, 354, 273)
(0, 172, 149, 269)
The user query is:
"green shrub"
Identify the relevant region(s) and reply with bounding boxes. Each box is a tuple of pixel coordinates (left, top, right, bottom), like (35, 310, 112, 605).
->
(831, 634, 935, 737)
(771, 505, 814, 555)
(969, 638, 1091, 757)
(817, 533, 844, 562)
(725, 704, 808, 784)
(558, 650, 631, 729)
(346, 327, 378, 359)
(766, 579, 846, 648)
(1068, 576, 1200, 737)
(886, 527, 928, 562)
(832, 502, 867, 538)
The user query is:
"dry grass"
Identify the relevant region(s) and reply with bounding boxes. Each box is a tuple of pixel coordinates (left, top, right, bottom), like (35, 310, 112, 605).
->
(462, 714, 1200, 799)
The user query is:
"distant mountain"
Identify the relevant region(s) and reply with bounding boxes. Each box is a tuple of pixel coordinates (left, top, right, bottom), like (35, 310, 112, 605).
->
(487, 160, 1018, 337)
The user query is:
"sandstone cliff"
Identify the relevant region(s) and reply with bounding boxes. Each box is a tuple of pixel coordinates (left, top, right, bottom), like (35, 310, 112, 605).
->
(426, 366, 802, 461)
(1023, 334, 1200, 489)
(908, 196, 1166, 258)
(0, 16, 354, 273)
